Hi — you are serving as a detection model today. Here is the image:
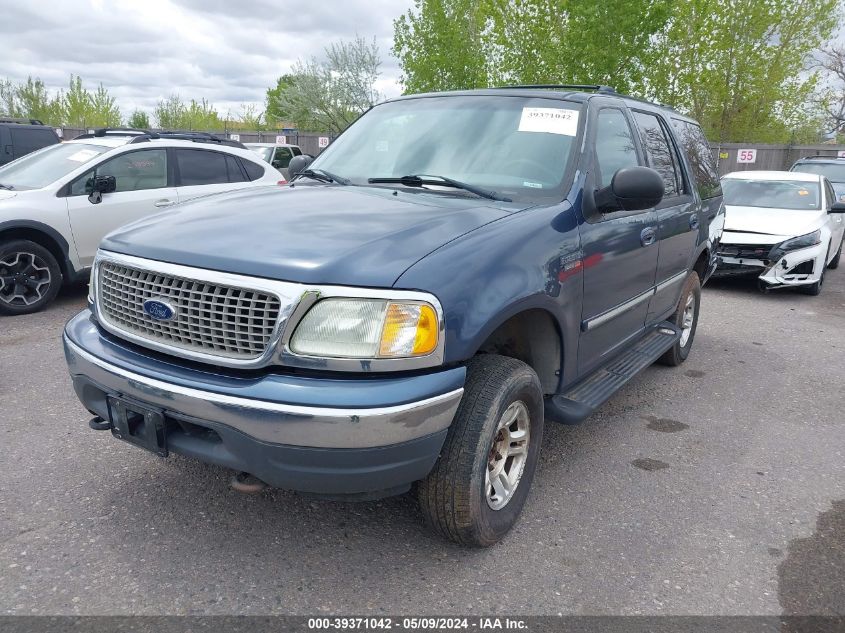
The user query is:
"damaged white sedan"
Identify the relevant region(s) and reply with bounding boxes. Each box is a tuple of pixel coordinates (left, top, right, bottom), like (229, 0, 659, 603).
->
(716, 171, 845, 295)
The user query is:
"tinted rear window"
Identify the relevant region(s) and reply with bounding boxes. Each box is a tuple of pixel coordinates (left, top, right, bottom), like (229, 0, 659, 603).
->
(242, 159, 266, 181)
(176, 149, 245, 186)
(9, 127, 59, 158)
(671, 119, 721, 199)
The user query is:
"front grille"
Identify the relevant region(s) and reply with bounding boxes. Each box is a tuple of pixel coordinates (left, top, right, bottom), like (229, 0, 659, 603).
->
(718, 243, 775, 260)
(98, 261, 282, 360)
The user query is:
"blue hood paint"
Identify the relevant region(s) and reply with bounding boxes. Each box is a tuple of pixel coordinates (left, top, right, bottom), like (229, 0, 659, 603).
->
(101, 185, 519, 287)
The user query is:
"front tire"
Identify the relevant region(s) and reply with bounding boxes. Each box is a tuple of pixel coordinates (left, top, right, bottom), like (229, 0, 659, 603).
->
(658, 272, 701, 366)
(827, 238, 841, 270)
(0, 240, 62, 316)
(417, 354, 544, 547)
(801, 245, 829, 296)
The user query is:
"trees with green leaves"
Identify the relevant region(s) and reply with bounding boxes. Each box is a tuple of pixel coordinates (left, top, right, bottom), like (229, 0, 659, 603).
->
(265, 74, 297, 126)
(648, 0, 839, 143)
(267, 36, 381, 133)
(393, 0, 672, 94)
(126, 110, 151, 129)
(0, 75, 122, 127)
(153, 95, 221, 130)
(393, 0, 840, 143)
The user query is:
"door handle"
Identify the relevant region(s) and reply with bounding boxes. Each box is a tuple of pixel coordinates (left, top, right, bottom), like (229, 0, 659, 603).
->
(640, 227, 657, 247)
(689, 214, 699, 230)
(154, 199, 176, 208)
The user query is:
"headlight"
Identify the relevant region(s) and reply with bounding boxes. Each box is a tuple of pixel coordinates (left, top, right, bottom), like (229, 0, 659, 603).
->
(776, 230, 821, 253)
(289, 298, 439, 359)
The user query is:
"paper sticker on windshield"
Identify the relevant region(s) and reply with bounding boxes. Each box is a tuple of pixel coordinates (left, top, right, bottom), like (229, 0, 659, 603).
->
(518, 108, 578, 136)
(66, 149, 99, 163)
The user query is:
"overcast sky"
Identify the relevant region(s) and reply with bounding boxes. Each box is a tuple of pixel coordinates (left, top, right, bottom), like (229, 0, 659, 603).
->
(0, 0, 414, 118)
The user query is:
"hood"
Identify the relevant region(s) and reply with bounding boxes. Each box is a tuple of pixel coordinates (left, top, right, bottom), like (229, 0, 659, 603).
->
(723, 205, 824, 241)
(102, 185, 518, 287)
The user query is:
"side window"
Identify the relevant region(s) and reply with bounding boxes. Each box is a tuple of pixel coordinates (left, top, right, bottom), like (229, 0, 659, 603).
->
(273, 147, 293, 168)
(176, 149, 230, 186)
(291, 146, 302, 156)
(594, 108, 639, 188)
(242, 159, 266, 181)
(824, 179, 836, 209)
(225, 155, 246, 183)
(632, 111, 681, 197)
(672, 119, 721, 199)
(69, 149, 168, 195)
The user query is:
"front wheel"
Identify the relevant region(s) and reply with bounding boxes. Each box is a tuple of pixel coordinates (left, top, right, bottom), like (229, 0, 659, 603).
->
(417, 354, 544, 547)
(827, 238, 841, 270)
(658, 272, 701, 366)
(0, 240, 63, 316)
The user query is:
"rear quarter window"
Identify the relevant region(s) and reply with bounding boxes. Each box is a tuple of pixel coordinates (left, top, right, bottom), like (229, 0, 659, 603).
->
(671, 119, 721, 200)
(242, 159, 267, 181)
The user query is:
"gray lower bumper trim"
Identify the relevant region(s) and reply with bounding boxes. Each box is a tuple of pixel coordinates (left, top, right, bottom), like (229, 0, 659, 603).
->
(65, 337, 463, 449)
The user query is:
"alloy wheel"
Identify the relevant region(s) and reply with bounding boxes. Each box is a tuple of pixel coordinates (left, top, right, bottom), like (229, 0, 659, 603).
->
(679, 293, 696, 347)
(0, 251, 53, 307)
(485, 400, 530, 510)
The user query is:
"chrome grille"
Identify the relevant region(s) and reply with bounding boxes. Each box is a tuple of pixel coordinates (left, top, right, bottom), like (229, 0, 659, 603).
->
(98, 261, 282, 360)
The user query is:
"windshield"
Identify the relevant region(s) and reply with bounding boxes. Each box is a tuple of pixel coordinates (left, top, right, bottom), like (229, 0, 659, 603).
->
(248, 146, 274, 163)
(722, 178, 821, 210)
(791, 162, 845, 183)
(310, 95, 582, 202)
(0, 143, 109, 190)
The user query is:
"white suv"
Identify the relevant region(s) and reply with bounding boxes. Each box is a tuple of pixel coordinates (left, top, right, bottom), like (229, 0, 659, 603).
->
(0, 129, 281, 314)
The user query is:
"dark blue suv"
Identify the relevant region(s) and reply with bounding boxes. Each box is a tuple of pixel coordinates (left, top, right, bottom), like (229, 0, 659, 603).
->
(63, 86, 724, 546)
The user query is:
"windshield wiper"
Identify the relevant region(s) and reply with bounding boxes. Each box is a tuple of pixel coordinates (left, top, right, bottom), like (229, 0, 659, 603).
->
(367, 174, 511, 202)
(0, 183, 13, 190)
(294, 168, 350, 185)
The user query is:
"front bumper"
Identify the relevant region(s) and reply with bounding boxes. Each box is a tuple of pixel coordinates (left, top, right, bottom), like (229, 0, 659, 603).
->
(63, 310, 465, 497)
(715, 242, 826, 288)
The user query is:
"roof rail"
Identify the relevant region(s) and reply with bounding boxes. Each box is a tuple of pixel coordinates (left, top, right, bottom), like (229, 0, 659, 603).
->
(496, 84, 617, 94)
(796, 154, 844, 161)
(127, 132, 247, 150)
(0, 117, 45, 125)
(73, 128, 149, 139)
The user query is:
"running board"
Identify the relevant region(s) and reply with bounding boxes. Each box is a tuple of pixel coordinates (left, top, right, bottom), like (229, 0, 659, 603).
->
(545, 322, 681, 424)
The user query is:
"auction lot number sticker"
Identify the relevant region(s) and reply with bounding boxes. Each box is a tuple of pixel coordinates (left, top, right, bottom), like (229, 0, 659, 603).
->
(308, 617, 528, 630)
(518, 107, 579, 136)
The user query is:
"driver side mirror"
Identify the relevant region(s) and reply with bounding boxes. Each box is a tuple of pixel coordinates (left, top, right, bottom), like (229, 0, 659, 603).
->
(87, 175, 116, 205)
(288, 154, 313, 178)
(830, 201, 845, 214)
(594, 166, 664, 213)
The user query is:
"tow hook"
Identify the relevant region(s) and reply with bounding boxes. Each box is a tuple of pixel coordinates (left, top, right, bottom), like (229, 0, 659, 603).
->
(230, 471, 267, 494)
(88, 416, 113, 431)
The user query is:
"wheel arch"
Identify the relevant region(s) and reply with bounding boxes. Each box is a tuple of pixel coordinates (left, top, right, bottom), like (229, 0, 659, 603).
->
(471, 304, 563, 395)
(0, 220, 76, 283)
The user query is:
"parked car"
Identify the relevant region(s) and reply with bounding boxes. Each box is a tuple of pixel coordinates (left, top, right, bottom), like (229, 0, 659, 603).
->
(0, 129, 280, 315)
(245, 142, 302, 180)
(717, 170, 845, 295)
(0, 118, 60, 166)
(790, 155, 845, 203)
(63, 86, 723, 546)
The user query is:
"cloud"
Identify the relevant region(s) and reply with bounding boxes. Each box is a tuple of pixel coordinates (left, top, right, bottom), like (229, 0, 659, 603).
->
(0, 0, 413, 119)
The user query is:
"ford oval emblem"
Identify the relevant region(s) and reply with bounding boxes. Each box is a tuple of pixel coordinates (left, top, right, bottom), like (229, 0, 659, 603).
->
(142, 299, 176, 321)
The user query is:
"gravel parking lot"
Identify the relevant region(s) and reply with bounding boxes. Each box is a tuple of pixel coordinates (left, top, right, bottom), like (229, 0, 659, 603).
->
(1, 271, 843, 616)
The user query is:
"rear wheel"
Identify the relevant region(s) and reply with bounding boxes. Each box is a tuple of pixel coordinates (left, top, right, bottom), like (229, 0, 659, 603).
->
(0, 240, 62, 315)
(417, 354, 544, 547)
(658, 272, 701, 367)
